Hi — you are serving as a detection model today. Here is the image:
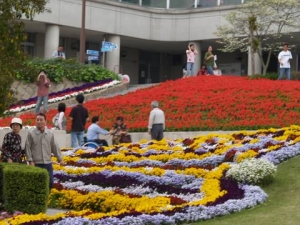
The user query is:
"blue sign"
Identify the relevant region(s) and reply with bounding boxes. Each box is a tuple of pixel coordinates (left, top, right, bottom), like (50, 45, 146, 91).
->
(86, 50, 99, 56)
(88, 56, 99, 61)
(101, 41, 118, 52)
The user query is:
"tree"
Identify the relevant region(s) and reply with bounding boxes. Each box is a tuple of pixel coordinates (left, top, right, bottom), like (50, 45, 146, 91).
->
(215, 0, 300, 75)
(0, 0, 49, 115)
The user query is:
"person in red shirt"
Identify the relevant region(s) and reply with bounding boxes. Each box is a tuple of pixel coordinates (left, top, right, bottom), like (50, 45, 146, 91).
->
(197, 65, 208, 76)
(35, 70, 51, 114)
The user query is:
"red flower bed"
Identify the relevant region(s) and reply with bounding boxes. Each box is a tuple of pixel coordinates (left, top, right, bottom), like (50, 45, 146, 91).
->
(1, 76, 300, 131)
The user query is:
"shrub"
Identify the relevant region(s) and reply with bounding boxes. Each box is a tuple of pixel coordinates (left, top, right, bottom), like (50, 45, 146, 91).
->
(15, 58, 119, 83)
(226, 158, 277, 186)
(248, 73, 278, 80)
(0, 163, 49, 214)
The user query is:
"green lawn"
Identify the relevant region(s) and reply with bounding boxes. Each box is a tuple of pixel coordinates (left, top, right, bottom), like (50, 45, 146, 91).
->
(192, 156, 300, 225)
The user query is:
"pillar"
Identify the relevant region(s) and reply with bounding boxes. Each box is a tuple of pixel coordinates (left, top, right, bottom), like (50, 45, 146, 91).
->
(44, 24, 60, 59)
(247, 47, 262, 75)
(190, 41, 201, 75)
(106, 35, 121, 73)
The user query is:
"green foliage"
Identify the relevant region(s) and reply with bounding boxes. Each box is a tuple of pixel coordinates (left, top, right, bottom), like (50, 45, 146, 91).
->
(0, 0, 48, 116)
(0, 163, 49, 214)
(226, 158, 277, 186)
(248, 73, 278, 80)
(15, 58, 119, 83)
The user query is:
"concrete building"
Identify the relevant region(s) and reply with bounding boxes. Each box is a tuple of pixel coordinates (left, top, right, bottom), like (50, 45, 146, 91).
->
(22, 0, 299, 83)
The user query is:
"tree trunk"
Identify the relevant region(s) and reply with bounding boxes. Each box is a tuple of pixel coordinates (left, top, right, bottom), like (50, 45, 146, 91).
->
(250, 35, 255, 75)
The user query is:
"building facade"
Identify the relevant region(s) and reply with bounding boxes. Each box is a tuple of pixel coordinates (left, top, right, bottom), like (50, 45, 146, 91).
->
(23, 0, 298, 83)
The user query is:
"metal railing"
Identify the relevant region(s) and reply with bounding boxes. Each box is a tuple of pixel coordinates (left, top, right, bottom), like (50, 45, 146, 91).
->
(111, 0, 245, 9)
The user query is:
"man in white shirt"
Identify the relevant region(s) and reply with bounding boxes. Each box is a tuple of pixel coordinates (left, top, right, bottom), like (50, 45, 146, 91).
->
(278, 43, 292, 80)
(148, 101, 165, 141)
(52, 46, 66, 59)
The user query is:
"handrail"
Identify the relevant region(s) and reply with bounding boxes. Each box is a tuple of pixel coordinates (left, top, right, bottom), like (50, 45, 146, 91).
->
(109, 0, 244, 10)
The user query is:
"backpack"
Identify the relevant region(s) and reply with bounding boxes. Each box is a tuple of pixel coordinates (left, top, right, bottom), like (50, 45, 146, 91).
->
(52, 113, 59, 128)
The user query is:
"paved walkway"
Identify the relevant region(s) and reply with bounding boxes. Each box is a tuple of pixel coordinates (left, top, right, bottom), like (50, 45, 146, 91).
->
(46, 208, 68, 216)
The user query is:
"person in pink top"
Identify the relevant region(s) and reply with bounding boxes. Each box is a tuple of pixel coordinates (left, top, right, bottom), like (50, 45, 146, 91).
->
(186, 44, 198, 77)
(34, 70, 51, 114)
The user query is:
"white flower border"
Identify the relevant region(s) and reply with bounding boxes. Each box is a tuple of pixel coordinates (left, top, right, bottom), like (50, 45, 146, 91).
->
(5, 80, 121, 114)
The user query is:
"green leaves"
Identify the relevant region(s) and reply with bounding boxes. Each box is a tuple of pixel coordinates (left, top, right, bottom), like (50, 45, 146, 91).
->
(15, 58, 119, 83)
(0, 0, 48, 116)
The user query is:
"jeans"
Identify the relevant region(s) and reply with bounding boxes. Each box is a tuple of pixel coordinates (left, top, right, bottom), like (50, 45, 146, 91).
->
(35, 95, 49, 113)
(71, 131, 85, 148)
(278, 68, 290, 80)
(206, 66, 214, 75)
(35, 163, 53, 191)
(186, 62, 195, 76)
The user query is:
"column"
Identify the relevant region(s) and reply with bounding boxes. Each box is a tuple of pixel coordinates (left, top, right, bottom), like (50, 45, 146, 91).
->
(247, 47, 262, 75)
(166, 0, 170, 9)
(106, 35, 121, 73)
(191, 41, 201, 75)
(44, 24, 60, 59)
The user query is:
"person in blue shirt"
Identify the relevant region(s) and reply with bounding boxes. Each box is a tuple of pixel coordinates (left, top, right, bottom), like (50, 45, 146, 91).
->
(86, 116, 111, 146)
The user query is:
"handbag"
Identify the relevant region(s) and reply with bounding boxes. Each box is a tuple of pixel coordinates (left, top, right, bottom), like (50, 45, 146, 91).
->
(120, 134, 132, 143)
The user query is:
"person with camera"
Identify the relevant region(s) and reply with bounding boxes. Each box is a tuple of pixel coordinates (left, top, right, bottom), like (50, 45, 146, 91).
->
(186, 44, 198, 77)
(35, 70, 51, 114)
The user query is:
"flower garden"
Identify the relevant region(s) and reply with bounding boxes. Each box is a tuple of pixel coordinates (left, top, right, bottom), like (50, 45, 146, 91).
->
(1, 76, 300, 131)
(1, 76, 300, 224)
(2, 125, 300, 224)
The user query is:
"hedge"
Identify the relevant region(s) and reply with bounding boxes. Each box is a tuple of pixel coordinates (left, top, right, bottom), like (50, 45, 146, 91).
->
(15, 57, 119, 83)
(0, 163, 49, 214)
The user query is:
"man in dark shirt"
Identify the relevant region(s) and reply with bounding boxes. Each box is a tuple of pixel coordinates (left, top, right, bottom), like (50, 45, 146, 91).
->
(69, 94, 89, 147)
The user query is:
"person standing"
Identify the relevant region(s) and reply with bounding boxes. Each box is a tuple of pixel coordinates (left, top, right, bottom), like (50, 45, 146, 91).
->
(204, 46, 215, 75)
(53, 102, 67, 130)
(186, 44, 198, 77)
(148, 101, 165, 141)
(1, 118, 23, 163)
(25, 113, 63, 190)
(278, 43, 292, 80)
(86, 116, 111, 147)
(52, 46, 66, 59)
(69, 93, 89, 148)
(35, 70, 51, 114)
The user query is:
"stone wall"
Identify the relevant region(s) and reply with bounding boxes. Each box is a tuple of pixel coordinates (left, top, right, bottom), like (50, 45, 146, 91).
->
(12, 80, 87, 100)
(0, 129, 237, 149)
(11, 80, 128, 114)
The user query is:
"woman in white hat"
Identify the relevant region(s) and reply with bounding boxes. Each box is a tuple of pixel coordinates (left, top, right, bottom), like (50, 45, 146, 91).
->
(1, 118, 23, 163)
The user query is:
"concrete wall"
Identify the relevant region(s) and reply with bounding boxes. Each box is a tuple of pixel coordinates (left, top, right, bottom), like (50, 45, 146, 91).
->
(0, 129, 237, 149)
(32, 0, 233, 41)
(12, 80, 86, 101)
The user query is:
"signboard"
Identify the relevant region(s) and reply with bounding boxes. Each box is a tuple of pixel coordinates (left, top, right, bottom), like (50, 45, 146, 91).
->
(218, 63, 241, 76)
(101, 41, 118, 52)
(86, 50, 99, 56)
(88, 56, 99, 61)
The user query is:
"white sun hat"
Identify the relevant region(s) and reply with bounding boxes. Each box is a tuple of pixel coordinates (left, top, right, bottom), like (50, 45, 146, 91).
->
(10, 118, 23, 129)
